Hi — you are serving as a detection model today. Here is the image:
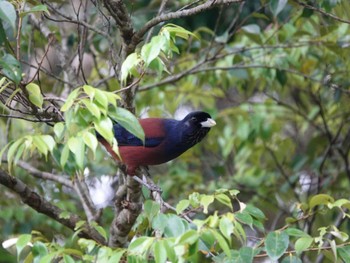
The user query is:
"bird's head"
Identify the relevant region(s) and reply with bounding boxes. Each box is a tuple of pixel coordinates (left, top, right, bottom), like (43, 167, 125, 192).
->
(180, 111, 216, 146)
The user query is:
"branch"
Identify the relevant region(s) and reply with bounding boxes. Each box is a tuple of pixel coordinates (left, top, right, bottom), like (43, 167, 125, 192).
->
(102, 0, 135, 57)
(108, 169, 143, 247)
(0, 168, 106, 245)
(73, 175, 100, 222)
(132, 0, 244, 50)
(17, 161, 73, 188)
(293, 0, 350, 25)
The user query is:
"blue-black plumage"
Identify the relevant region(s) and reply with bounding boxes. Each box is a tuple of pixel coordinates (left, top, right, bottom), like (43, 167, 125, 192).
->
(98, 111, 216, 174)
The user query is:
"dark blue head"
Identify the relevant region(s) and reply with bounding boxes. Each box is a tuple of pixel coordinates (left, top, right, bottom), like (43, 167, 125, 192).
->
(179, 111, 216, 147)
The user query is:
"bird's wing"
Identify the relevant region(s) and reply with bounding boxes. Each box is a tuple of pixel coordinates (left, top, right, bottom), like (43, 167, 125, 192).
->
(113, 118, 167, 147)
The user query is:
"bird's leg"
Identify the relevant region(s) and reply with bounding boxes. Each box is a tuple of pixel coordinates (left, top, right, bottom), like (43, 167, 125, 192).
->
(132, 166, 163, 194)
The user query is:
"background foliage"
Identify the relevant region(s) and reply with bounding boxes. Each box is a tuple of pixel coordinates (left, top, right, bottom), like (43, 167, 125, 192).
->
(1, 0, 350, 262)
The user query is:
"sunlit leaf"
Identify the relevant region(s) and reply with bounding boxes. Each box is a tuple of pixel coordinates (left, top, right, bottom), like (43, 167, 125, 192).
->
(153, 241, 167, 263)
(309, 194, 334, 209)
(25, 83, 44, 109)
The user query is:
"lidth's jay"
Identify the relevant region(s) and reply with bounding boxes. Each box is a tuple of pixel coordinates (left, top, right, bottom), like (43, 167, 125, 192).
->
(98, 111, 216, 175)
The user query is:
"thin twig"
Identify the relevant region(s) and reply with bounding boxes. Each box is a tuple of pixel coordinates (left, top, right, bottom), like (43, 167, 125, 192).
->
(17, 161, 73, 188)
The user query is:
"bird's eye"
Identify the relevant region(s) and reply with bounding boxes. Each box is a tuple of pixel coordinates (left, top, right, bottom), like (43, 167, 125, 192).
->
(191, 117, 197, 122)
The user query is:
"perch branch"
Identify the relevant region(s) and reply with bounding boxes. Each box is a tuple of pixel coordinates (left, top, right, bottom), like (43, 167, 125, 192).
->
(0, 168, 106, 245)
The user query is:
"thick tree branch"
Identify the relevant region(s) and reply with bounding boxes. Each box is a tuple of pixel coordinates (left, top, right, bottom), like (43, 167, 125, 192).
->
(102, 0, 135, 57)
(0, 168, 106, 245)
(108, 170, 142, 247)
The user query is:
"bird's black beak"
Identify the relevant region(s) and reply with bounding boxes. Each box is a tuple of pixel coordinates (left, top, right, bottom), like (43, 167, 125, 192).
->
(200, 118, 216, 128)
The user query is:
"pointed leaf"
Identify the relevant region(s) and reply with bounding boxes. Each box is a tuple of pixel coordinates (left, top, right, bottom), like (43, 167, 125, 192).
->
(83, 131, 98, 155)
(26, 83, 44, 109)
(109, 107, 145, 143)
(265, 231, 289, 261)
(94, 117, 114, 144)
(54, 122, 65, 141)
(68, 137, 85, 170)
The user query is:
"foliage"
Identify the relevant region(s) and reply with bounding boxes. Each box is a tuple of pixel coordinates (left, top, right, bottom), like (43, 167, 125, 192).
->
(1, 0, 350, 262)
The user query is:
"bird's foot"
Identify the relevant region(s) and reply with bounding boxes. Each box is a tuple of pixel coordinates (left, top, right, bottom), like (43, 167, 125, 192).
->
(132, 175, 162, 194)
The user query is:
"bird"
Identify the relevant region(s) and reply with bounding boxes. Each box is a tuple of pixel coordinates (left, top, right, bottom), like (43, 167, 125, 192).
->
(98, 111, 216, 175)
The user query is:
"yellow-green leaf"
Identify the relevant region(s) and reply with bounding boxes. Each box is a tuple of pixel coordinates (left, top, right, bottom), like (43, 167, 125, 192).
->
(26, 83, 43, 109)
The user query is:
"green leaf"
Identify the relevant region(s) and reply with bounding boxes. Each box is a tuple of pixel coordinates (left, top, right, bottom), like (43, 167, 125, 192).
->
(91, 223, 107, 241)
(154, 241, 167, 263)
(33, 136, 49, 157)
(60, 144, 70, 167)
(63, 255, 75, 263)
(328, 198, 350, 210)
(295, 236, 313, 255)
(239, 247, 254, 263)
(109, 107, 145, 143)
(107, 250, 126, 263)
(68, 137, 85, 170)
(210, 229, 231, 258)
(40, 135, 56, 152)
(61, 88, 81, 112)
(244, 205, 266, 220)
(26, 83, 44, 109)
(82, 131, 98, 156)
(144, 200, 160, 221)
(128, 237, 154, 254)
(338, 246, 350, 262)
(94, 117, 114, 144)
(270, 0, 288, 17)
(83, 85, 95, 100)
(0, 54, 22, 84)
(241, 24, 261, 34)
(163, 24, 197, 40)
(235, 212, 253, 228)
(7, 138, 24, 171)
(120, 53, 141, 83)
(31, 241, 48, 257)
(219, 216, 234, 242)
(265, 231, 289, 261)
(215, 193, 233, 210)
(54, 122, 65, 141)
(176, 199, 190, 214)
(330, 239, 337, 262)
(309, 194, 334, 209)
(285, 228, 310, 237)
(0, 1, 16, 32)
(82, 99, 101, 119)
(141, 35, 164, 66)
(94, 89, 108, 110)
(200, 195, 214, 214)
(103, 91, 120, 107)
(20, 4, 50, 18)
(176, 230, 199, 245)
(16, 234, 31, 257)
(163, 215, 190, 237)
(281, 255, 302, 263)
